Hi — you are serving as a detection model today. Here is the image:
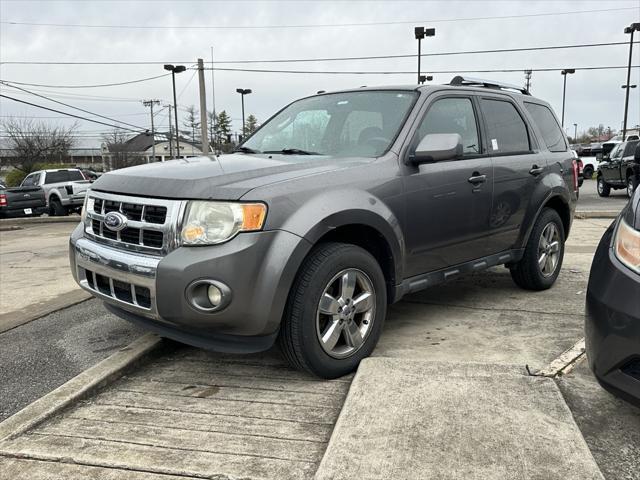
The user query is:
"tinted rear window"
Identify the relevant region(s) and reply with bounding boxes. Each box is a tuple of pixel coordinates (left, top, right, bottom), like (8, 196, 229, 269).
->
(480, 99, 530, 154)
(44, 171, 69, 184)
(524, 102, 566, 152)
(624, 141, 639, 157)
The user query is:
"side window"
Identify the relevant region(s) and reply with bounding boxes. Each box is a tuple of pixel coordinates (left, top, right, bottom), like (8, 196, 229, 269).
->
(480, 99, 530, 154)
(417, 97, 480, 155)
(524, 102, 566, 152)
(624, 141, 639, 157)
(44, 171, 69, 184)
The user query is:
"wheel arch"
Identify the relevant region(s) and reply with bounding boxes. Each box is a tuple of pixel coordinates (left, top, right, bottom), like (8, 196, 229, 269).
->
(520, 192, 572, 248)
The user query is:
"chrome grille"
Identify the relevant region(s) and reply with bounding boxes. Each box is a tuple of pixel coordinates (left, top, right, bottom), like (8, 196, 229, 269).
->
(85, 191, 184, 256)
(82, 266, 152, 309)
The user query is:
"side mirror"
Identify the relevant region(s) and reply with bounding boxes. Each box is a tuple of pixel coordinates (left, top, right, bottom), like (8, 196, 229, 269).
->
(411, 133, 463, 164)
(635, 144, 640, 162)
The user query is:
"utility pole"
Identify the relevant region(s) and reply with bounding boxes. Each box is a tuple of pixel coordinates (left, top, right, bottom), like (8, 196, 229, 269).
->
(142, 99, 160, 163)
(166, 104, 174, 160)
(197, 58, 209, 154)
(524, 70, 532, 92)
(210, 46, 217, 154)
(622, 23, 640, 140)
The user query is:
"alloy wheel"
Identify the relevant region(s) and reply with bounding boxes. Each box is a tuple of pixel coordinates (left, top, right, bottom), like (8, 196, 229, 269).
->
(538, 223, 561, 277)
(315, 268, 376, 359)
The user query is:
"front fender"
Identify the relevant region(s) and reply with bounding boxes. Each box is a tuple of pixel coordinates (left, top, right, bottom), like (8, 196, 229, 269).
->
(275, 189, 405, 284)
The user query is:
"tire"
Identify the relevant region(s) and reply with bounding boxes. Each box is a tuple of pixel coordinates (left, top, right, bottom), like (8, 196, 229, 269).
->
(596, 176, 610, 197)
(278, 242, 387, 379)
(49, 198, 67, 216)
(627, 175, 635, 198)
(510, 208, 565, 291)
(582, 165, 593, 180)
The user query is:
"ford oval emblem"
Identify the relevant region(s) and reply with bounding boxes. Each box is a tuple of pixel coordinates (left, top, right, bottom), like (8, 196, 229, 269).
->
(104, 211, 128, 232)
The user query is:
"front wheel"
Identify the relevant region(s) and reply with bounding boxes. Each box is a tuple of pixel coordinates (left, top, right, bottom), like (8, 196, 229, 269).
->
(510, 208, 565, 291)
(597, 176, 610, 197)
(278, 242, 387, 379)
(627, 176, 635, 198)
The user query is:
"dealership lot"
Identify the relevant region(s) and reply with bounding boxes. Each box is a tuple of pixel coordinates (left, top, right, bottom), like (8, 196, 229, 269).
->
(0, 214, 638, 479)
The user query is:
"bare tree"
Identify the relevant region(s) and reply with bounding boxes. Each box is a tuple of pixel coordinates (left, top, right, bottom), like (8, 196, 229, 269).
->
(102, 129, 145, 170)
(183, 106, 200, 143)
(0, 118, 77, 173)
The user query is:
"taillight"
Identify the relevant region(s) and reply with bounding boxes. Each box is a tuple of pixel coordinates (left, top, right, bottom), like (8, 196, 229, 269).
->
(571, 159, 579, 191)
(0, 194, 7, 207)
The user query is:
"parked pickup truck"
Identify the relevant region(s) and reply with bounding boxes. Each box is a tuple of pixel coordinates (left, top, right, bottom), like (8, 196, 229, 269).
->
(0, 181, 47, 218)
(70, 77, 578, 378)
(597, 140, 640, 198)
(21, 168, 91, 216)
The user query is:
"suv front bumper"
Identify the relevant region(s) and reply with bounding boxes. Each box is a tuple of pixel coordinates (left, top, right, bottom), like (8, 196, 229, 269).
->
(70, 224, 311, 352)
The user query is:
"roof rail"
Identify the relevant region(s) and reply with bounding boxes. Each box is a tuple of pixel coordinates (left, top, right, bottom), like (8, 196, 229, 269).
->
(449, 76, 531, 95)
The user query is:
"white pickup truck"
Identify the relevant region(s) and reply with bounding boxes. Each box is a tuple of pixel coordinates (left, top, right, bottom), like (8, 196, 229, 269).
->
(20, 168, 91, 216)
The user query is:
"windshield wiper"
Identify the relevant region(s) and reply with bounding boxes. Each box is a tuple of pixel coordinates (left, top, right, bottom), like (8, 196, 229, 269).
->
(233, 146, 260, 154)
(263, 148, 320, 155)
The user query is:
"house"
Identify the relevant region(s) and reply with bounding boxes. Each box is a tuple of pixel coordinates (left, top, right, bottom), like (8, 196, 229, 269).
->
(102, 132, 208, 167)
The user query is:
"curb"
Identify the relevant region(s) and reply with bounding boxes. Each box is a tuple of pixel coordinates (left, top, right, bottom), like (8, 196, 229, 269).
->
(575, 211, 620, 219)
(0, 290, 92, 334)
(0, 216, 81, 226)
(0, 333, 162, 442)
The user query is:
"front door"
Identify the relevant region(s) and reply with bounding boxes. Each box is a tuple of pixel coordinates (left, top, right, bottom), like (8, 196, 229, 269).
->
(402, 95, 494, 278)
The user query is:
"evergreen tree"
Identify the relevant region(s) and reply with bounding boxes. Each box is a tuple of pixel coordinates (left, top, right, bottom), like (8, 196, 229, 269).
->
(216, 110, 232, 144)
(245, 114, 258, 135)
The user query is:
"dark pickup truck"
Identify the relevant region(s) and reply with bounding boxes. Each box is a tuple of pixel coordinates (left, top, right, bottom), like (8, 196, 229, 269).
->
(597, 140, 640, 198)
(0, 181, 47, 218)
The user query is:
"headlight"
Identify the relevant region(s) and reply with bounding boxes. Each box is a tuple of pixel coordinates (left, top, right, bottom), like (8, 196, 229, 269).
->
(80, 195, 94, 224)
(180, 201, 267, 245)
(614, 217, 640, 274)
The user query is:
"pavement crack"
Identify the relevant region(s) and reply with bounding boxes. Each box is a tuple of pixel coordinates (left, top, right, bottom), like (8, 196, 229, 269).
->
(402, 299, 585, 318)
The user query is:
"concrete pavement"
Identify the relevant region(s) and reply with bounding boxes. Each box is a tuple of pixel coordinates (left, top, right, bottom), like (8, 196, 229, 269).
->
(1, 218, 638, 479)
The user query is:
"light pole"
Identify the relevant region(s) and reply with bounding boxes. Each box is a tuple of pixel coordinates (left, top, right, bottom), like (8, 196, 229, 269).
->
(236, 88, 252, 141)
(414, 27, 435, 84)
(622, 23, 640, 140)
(164, 64, 186, 159)
(560, 69, 575, 127)
(418, 75, 433, 85)
(573, 123, 578, 142)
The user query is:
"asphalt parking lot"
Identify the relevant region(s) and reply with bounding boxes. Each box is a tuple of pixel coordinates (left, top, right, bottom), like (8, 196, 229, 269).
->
(0, 216, 638, 479)
(577, 176, 631, 212)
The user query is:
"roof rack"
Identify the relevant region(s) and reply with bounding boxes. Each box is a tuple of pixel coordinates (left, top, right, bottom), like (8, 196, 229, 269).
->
(449, 76, 530, 95)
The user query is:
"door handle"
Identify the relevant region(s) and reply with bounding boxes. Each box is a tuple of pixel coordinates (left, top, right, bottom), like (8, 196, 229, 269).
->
(468, 173, 487, 184)
(529, 165, 544, 176)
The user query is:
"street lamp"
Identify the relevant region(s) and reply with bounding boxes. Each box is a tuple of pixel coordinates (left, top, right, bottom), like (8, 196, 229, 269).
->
(622, 23, 640, 140)
(560, 69, 575, 127)
(418, 75, 433, 84)
(573, 123, 577, 141)
(414, 27, 435, 85)
(236, 88, 252, 140)
(164, 64, 186, 159)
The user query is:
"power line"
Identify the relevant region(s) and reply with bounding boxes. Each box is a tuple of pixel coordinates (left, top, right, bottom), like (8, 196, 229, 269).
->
(0, 74, 170, 89)
(0, 95, 143, 133)
(201, 65, 640, 75)
(0, 6, 635, 30)
(0, 82, 147, 129)
(3, 41, 638, 66)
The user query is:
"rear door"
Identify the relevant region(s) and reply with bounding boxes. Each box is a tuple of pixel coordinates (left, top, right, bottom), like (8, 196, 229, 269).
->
(602, 144, 625, 185)
(477, 95, 543, 253)
(402, 94, 494, 277)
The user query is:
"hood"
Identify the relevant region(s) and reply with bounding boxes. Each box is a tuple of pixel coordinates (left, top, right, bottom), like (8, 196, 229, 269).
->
(91, 154, 368, 200)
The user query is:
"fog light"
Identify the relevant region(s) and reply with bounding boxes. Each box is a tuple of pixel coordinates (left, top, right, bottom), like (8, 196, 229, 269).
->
(207, 285, 222, 306)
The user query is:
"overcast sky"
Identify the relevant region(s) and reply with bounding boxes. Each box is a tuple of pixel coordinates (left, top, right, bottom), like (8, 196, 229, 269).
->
(0, 0, 639, 148)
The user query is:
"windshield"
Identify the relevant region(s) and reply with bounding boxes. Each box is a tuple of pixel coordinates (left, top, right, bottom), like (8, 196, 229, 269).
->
(242, 90, 417, 158)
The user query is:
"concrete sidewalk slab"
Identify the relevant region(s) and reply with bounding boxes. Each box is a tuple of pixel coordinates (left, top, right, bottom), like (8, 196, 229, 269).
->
(317, 358, 604, 480)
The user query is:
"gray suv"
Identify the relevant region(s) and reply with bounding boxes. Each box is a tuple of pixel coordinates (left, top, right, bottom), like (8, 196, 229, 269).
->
(70, 77, 578, 378)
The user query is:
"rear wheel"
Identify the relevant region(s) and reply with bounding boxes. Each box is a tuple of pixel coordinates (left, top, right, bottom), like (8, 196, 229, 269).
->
(510, 208, 565, 291)
(49, 198, 67, 216)
(278, 242, 387, 379)
(582, 165, 594, 180)
(597, 176, 610, 197)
